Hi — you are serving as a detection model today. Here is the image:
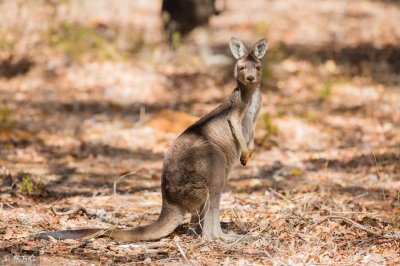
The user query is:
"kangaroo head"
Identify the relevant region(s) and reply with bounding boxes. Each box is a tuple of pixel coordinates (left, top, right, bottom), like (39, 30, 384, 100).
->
(229, 37, 268, 86)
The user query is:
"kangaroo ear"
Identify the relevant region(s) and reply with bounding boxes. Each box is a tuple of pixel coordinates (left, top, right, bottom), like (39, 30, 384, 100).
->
(229, 37, 247, 59)
(253, 38, 268, 60)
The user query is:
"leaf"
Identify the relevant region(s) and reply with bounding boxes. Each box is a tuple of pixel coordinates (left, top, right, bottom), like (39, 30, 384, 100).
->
(291, 169, 302, 176)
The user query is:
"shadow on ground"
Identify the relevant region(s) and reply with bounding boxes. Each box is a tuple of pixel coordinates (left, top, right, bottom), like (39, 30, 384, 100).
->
(280, 43, 400, 85)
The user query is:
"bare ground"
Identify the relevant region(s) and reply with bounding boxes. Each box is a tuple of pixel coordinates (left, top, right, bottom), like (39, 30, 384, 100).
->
(0, 0, 399, 265)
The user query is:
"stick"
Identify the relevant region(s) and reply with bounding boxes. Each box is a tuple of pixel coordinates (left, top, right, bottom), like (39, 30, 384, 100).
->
(51, 205, 85, 216)
(113, 170, 140, 195)
(307, 214, 400, 239)
(269, 188, 292, 204)
(232, 208, 247, 231)
(173, 236, 192, 265)
(307, 215, 379, 236)
(226, 222, 271, 247)
(69, 229, 109, 253)
(306, 216, 330, 233)
(330, 215, 382, 237)
(372, 152, 387, 202)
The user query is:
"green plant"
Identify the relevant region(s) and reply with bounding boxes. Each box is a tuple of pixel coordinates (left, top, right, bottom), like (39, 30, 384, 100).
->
(263, 113, 278, 137)
(171, 31, 182, 49)
(261, 62, 272, 84)
(302, 111, 317, 123)
(254, 20, 269, 39)
(260, 43, 289, 85)
(0, 106, 14, 130)
(130, 32, 146, 53)
(21, 175, 33, 194)
(0, 36, 15, 54)
(266, 42, 287, 62)
(320, 80, 333, 99)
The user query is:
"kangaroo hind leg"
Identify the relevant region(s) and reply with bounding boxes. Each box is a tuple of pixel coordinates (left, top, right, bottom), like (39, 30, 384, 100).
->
(202, 193, 245, 241)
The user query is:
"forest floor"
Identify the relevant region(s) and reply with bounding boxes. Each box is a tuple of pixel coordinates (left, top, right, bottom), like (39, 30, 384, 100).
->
(0, 0, 399, 265)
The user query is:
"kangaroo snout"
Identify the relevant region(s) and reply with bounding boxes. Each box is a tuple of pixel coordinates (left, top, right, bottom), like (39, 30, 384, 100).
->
(246, 75, 255, 82)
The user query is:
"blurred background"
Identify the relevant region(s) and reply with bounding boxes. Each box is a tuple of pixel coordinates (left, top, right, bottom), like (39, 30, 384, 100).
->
(0, 0, 399, 263)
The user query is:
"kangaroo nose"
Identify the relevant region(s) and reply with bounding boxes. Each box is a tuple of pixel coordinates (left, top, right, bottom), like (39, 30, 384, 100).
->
(247, 75, 255, 82)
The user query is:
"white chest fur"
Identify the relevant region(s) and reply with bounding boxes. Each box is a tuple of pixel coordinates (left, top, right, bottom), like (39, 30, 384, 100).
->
(242, 88, 261, 143)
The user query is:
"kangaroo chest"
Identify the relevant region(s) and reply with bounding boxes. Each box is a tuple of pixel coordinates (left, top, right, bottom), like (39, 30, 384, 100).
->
(242, 89, 261, 143)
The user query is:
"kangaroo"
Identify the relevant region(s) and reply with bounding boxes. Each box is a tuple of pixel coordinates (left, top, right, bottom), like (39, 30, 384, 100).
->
(162, 0, 223, 45)
(37, 37, 268, 242)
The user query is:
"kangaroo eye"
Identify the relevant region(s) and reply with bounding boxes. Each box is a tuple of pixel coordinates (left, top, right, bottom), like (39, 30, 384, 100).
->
(256, 66, 261, 71)
(239, 66, 245, 70)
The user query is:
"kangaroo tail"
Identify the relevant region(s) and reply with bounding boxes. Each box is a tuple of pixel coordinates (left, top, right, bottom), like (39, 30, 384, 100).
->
(36, 202, 185, 242)
(36, 228, 106, 240)
(105, 202, 185, 241)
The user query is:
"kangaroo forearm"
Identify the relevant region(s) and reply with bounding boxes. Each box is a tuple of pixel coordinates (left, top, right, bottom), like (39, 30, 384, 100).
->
(249, 135, 254, 150)
(237, 130, 248, 154)
(228, 118, 248, 154)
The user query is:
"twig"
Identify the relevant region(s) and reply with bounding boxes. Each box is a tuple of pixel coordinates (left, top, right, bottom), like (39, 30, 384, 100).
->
(269, 188, 292, 204)
(173, 236, 192, 265)
(69, 229, 109, 253)
(113, 170, 140, 195)
(307, 214, 400, 239)
(306, 216, 330, 233)
(290, 212, 400, 242)
(372, 152, 387, 203)
(337, 236, 379, 248)
(314, 215, 378, 235)
(225, 233, 249, 248)
(226, 222, 271, 247)
(139, 106, 146, 123)
(189, 186, 210, 236)
(119, 242, 174, 250)
(330, 215, 382, 237)
(232, 208, 246, 231)
(352, 192, 369, 200)
(305, 210, 378, 215)
(5, 203, 16, 209)
(51, 205, 85, 216)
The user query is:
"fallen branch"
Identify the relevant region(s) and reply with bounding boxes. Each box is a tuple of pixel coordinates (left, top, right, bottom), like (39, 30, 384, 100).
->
(173, 236, 193, 265)
(70, 229, 110, 253)
(307, 214, 400, 240)
(330, 215, 381, 237)
(51, 205, 85, 216)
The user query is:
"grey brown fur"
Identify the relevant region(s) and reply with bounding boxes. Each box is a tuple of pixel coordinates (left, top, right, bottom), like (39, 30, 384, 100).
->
(37, 37, 268, 242)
